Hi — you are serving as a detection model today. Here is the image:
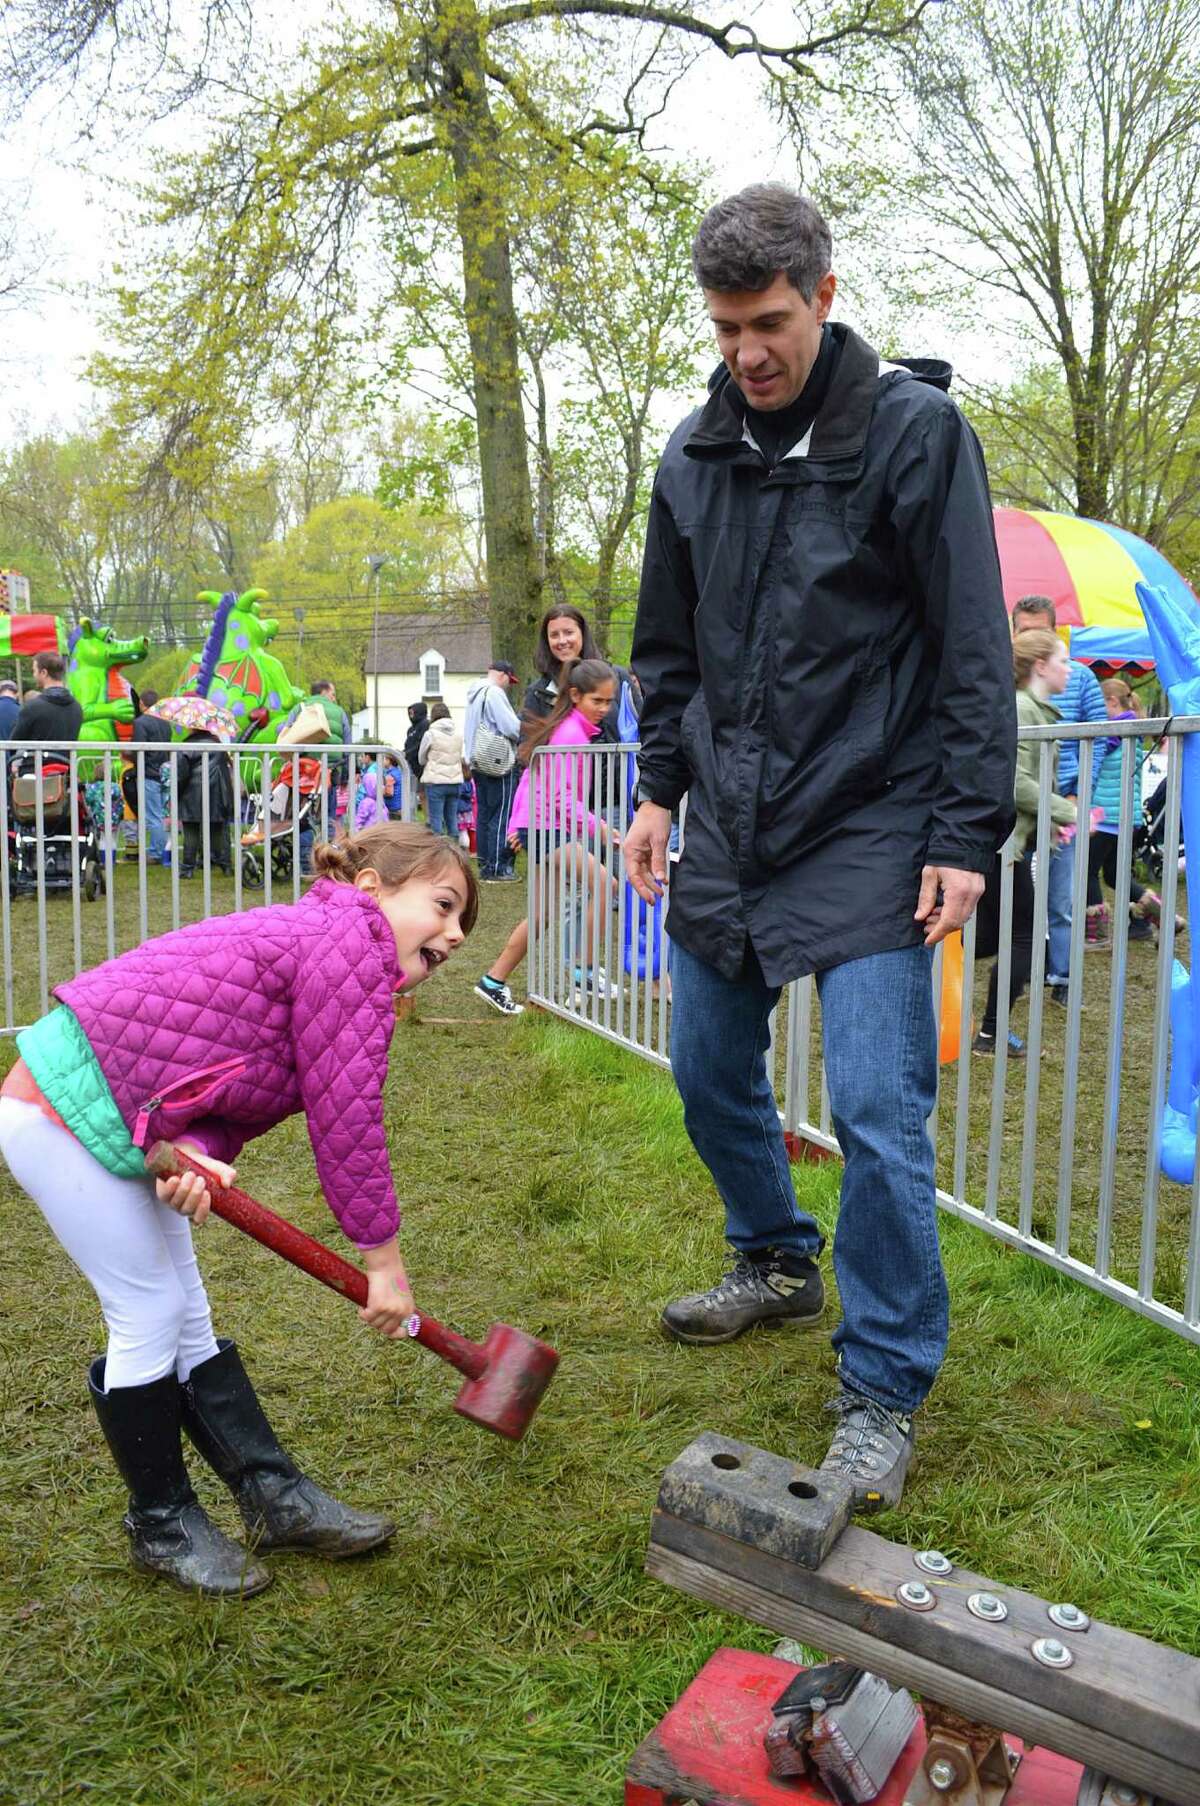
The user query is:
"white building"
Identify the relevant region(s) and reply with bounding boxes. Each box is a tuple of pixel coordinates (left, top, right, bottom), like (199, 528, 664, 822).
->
(362, 613, 498, 747)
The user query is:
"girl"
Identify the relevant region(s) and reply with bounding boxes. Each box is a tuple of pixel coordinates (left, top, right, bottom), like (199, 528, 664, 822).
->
(1086, 678, 1185, 946)
(972, 629, 1077, 1057)
(419, 702, 467, 840)
(475, 659, 618, 1017)
(0, 823, 477, 1598)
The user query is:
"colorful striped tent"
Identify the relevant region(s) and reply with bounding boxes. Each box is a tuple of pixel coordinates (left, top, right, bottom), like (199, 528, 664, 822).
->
(994, 508, 1199, 669)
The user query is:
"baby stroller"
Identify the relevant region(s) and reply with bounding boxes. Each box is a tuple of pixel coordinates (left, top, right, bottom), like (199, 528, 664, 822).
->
(7, 752, 104, 900)
(1132, 775, 1177, 883)
(240, 754, 323, 887)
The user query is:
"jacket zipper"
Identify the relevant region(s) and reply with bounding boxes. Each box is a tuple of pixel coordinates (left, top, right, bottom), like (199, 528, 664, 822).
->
(133, 1056, 247, 1148)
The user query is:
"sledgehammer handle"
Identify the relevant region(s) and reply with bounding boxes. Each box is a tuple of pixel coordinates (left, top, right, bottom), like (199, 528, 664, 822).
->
(145, 1142, 487, 1380)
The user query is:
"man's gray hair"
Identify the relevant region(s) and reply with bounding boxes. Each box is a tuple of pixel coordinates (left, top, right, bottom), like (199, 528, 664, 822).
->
(692, 184, 832, 301)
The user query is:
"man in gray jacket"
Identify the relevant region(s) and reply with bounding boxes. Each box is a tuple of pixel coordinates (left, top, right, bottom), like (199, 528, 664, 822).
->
(464, 660, 522, 881)
(624, 185, 1015, 1510)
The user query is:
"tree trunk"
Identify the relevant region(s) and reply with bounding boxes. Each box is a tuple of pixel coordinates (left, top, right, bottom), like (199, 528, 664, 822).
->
(436, 0, 542, 676)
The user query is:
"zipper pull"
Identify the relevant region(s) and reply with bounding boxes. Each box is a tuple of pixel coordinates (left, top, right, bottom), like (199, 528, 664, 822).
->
(133, 1098, 161, 1148)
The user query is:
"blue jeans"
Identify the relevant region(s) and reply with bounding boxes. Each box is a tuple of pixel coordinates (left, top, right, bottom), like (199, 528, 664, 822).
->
(473, 768, 518, 876)
(426, 783, 461, 840)
(669, 940, 946, 1413)
(141, 771, 167, 860)
(1046, 836, 1074, 984)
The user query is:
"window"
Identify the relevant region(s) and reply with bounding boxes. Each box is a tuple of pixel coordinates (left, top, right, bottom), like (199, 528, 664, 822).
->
(420, 649, 445, 696)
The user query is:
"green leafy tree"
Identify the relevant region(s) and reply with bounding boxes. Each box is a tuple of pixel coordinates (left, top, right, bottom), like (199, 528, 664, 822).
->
(847, 0, 1200, 544)
(82, 0, 932, 675)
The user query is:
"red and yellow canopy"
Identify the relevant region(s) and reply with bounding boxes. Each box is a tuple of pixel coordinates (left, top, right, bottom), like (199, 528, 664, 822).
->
(994, 507, 1196, 632)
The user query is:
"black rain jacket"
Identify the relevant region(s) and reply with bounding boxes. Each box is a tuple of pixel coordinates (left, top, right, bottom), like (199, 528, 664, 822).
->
(632, 325, 1016, 984)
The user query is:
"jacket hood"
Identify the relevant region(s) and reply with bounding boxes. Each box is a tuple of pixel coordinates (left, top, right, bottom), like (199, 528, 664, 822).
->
(431, 716, 457, 734)
(466, 677, 488, 703)
(41, 686, 79, 709)
(689, 326, 953, 467)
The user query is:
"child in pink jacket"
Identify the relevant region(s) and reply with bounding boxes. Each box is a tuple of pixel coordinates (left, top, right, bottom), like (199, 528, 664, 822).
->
(476, 658, 617, 1017)
(0, 822, 478, 1598)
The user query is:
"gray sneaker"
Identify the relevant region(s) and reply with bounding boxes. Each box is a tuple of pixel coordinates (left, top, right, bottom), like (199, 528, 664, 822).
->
(661, 1247, 824, 1345)
(820, 1388, 915, 1512)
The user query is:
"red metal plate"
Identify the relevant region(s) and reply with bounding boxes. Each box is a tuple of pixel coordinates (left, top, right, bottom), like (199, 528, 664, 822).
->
(625, 1647, 1084, 1806)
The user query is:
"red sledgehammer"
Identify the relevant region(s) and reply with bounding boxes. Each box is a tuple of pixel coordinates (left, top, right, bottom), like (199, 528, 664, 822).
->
(145, 1142, 560, 1441)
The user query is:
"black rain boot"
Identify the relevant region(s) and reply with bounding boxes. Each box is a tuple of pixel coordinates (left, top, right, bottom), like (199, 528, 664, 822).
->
(87, 1358, 272, 1597)
(180, 1341, 396, 1558)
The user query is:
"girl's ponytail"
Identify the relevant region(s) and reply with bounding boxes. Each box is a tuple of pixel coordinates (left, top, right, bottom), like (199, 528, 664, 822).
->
(313, 821, 479, 932)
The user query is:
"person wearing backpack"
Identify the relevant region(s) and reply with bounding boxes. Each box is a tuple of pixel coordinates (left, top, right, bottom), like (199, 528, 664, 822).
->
(464, 661, 522, 880)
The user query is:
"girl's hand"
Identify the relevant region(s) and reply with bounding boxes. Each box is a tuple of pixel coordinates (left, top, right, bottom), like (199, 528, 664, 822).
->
(155, 1142, 236, 1227)
(359, 1239, 415, 1339)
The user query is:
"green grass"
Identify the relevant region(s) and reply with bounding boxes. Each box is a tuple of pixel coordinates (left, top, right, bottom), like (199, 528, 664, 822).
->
(2, 878, 1200, 1804)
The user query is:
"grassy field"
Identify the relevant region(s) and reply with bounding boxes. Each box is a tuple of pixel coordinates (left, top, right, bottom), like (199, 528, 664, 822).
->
(2, 874, 1200, 1804)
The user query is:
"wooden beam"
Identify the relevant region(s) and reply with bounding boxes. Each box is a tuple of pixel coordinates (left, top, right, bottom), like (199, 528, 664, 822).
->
(646, 1437, 1200, 1806)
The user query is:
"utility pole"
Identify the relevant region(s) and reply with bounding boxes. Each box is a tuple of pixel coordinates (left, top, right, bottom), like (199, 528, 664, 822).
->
(366, 554, 389, 742)
(293, 607, 306, 687)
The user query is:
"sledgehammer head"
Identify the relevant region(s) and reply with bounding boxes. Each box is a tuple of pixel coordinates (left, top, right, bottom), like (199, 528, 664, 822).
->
(452, 1322, 559, 1441)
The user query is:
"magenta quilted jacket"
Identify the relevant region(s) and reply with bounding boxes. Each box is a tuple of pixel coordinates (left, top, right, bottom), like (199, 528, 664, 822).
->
(55, 879, 405, 1247)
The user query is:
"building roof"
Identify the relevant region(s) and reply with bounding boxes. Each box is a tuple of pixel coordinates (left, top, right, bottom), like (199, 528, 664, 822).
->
(365, 612, 494, 675)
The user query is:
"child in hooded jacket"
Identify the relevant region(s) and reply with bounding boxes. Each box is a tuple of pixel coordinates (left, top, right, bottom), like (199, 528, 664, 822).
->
(0, 822, 477, 1599)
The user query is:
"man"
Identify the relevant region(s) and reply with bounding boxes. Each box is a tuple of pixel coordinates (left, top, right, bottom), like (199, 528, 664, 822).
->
(464, 660, 522, 879)
(130, 689, 173, 862)
(0, 678, 19, 741)
(282, 678, 352, 872)
(623, 184, 1016, 1510)
(13, 651, 83, 742)
(1009, 594, 1111, 981)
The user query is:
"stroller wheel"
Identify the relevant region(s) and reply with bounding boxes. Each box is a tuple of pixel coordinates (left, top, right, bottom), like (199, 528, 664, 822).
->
(84, 857, 101, 902)
(241, 849, 263, 889)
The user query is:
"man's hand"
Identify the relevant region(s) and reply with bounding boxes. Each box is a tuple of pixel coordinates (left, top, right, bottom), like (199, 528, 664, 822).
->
(914, 864, 985, 947)
(622, 801, 672, 904)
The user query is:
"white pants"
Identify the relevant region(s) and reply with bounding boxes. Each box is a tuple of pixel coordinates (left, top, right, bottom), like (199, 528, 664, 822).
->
(0, 1096, 219, 1389)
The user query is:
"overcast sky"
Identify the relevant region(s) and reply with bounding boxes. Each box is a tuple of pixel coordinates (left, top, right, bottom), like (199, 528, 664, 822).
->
(0, 7, 996, 443)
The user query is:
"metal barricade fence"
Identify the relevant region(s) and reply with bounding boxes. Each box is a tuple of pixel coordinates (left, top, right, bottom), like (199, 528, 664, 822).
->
(526, 723, 1200, 1347)
(0, 739, 412, 1034)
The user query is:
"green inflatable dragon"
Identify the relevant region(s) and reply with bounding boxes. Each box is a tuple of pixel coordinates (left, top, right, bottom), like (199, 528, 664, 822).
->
(178, 588, 304, 737)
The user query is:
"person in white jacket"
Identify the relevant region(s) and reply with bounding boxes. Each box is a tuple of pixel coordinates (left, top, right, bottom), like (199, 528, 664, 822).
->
(463, 661, 522, 879)
(418, 704, 466, 840)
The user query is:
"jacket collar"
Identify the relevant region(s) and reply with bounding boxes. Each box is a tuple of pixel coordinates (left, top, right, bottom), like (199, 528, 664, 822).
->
(305, 877, 406, 990)
(683, 324, 944, 469)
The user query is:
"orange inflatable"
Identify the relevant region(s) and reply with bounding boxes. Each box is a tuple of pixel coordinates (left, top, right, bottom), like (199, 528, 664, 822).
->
(938, 930, 965, 1064)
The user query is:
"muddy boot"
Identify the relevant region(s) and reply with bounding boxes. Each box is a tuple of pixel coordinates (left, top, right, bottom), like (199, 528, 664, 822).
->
(180, 1341, 396, 1558)
(87, 1358, 272, 1597)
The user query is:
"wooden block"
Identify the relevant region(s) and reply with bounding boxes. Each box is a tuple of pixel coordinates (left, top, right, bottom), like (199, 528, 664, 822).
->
(393, 993, 419, 1022)
(655, 1434, 852, 1571)
(646, 1439, 1200, 1805)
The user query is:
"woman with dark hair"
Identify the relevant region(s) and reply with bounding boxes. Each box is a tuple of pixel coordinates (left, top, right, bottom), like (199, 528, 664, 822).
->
(524, 607, 601, 720)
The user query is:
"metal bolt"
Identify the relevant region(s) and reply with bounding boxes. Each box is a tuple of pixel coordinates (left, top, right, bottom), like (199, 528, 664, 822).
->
(1108, 1789, 1139, 1805)
(967, 1590, 1009, 1621)
(897, 1580, 937, 1611)
(915, 1549, 953, 1576)
(927, 1758, 959, 1791)
(1031, 1636, 1074, 1668)
(809, 1696, 827, 1714)
(1048, 1601, 1090, 1632)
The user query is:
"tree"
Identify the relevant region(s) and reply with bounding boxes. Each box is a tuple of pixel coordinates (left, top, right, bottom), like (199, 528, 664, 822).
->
(83, 0, 933, 675)
(866, 0, 1200, 546)
(513, 156, 708, 648)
